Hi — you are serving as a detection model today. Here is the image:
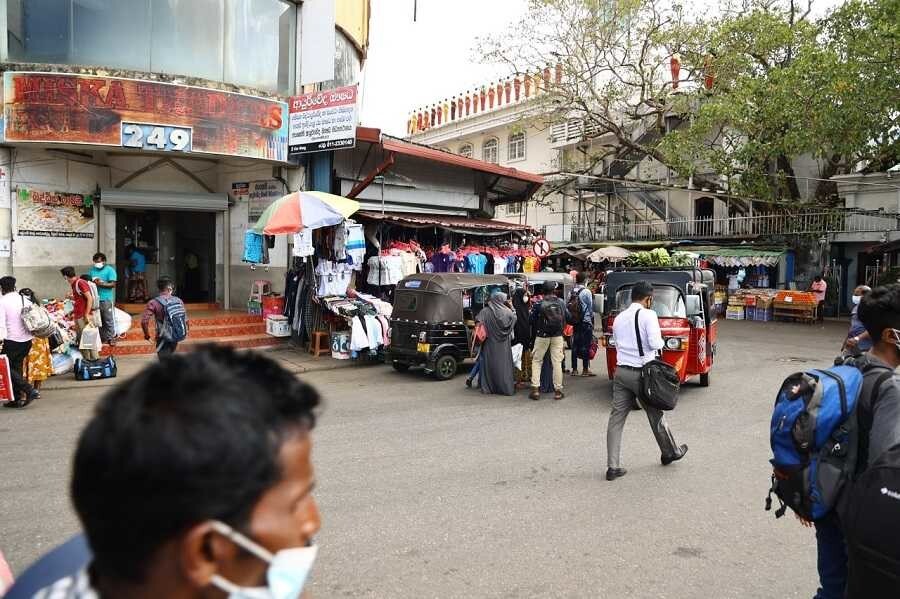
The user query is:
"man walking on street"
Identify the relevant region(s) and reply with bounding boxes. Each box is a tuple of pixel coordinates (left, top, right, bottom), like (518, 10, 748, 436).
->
(142, 277, 187, 356)
(0, 276, 37, 408)
(61, 266, 99, 361)
(530, 281, 569, 401)
(89, 252, 117, 345)
(570, 271, 596, 377)
(606, 281, 687, 481)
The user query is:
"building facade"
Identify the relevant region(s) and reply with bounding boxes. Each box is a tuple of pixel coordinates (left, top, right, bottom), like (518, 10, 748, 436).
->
(0, 0, 369, 308)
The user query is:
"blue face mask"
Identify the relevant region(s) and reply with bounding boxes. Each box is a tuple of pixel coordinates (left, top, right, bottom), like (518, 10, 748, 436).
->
(209, 520, 318, 599)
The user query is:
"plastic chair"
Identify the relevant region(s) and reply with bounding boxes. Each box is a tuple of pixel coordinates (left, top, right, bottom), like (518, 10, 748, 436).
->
(249, 280, 272, 303)
(309, 331, 330, 358)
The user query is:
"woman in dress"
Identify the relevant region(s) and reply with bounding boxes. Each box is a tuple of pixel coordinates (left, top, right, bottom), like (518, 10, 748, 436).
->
(19, 289, 53, 397)
(476, 290, 516, 396)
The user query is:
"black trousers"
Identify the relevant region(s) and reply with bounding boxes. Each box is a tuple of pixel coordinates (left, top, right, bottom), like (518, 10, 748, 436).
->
(3, 339, 34, 400)
(571, 321, 593, 372)
(156, 339, 178, 357)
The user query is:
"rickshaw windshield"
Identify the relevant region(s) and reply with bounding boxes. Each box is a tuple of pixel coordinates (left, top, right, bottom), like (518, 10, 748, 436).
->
(614, 286, 686, 318)
(394, 291, 419, 315)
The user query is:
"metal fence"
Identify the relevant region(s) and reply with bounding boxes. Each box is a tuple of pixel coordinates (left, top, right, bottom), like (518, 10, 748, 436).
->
(554, 211, 900, 242)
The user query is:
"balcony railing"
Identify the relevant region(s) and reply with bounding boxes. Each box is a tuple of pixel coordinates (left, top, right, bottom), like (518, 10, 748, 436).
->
(543, 210, 900, 243)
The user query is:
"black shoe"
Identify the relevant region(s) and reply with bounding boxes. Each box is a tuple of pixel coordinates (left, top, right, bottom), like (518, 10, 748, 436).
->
(465, 378, 473, 388)
(662, 444, 688, 466)
(606, 467, 627, 481)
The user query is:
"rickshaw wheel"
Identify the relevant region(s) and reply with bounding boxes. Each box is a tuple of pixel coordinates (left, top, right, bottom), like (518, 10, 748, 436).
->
(699, 372, 710, 387)
(434, 355, 458, 380)
(392, 361, 411, 372)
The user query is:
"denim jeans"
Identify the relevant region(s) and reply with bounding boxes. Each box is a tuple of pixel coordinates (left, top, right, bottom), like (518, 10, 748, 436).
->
(813, 513, 847, 599)
(468, 350, 482, 383)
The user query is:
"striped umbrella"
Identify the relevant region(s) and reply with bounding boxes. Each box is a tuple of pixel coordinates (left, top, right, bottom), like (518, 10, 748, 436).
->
(252, 191, 360, 235)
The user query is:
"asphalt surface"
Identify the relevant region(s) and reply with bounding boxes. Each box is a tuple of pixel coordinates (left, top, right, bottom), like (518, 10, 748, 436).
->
(0, 319, 854, 598)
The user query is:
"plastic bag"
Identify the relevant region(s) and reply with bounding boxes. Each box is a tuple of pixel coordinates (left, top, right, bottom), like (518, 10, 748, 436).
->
(113, 307, 133, 337)
(79, 325, 102, 352)
(511, 343, 523, 370)
(51, 352, 75, 376)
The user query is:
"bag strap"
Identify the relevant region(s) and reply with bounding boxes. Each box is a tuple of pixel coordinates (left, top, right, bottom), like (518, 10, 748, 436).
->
(871, 371, 893, 407)
(634, 308, 644, 357)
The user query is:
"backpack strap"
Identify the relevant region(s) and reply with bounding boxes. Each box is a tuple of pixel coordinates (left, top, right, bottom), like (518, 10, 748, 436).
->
(634, 309, 644, 357)
(871, 371, 893, 407)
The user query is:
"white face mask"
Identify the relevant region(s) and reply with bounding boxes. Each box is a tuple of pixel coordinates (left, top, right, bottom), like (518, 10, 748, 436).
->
(209, 521, 317, 599)
(851, 295, 861, 305)
(93, 262, 104, 269)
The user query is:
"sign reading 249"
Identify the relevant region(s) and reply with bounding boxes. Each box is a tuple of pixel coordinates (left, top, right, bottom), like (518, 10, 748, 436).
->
(121, 123, 192, 152)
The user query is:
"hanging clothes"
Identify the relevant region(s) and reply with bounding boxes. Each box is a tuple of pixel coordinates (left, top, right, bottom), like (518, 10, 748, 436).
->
(243, 231, 265, 263)
(292, 230, 315, 257)
(350, 316, 369, 351)
(346, 223, 366, 268)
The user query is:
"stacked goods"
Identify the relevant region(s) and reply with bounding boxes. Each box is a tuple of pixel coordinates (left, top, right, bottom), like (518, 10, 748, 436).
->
(713, 291, 727, 316)
(753, 295, 774, 321)
(726, 293, 745, 320)
(773, 291, 817, 323)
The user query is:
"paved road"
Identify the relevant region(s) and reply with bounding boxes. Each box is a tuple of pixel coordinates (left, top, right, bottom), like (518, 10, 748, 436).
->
(0, 320, 854, 598)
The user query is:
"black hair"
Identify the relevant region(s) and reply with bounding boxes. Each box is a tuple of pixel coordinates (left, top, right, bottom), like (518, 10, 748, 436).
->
(631, 281, 654, 302)
(157, 277, 173, 292)
(79, 274, 91, 282)
(93, 252, 107, 262)
(814, 275, 823, 282)
(19, 288, 38, 302)
(71, 345, 320, 582)
(858, 284, 900, 342)
(0, 276, 15, 294)
(60, 266, 77, 279)
(576, 271, 588, 284)
(542, 281, 557, 294)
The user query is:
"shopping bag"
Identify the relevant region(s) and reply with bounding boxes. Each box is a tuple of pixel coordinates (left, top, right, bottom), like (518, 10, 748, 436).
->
(511, 343, 523, 370)
(79, 325, 102, 352)
(475, 322, 487, 344)
(0, 354, 14, 404)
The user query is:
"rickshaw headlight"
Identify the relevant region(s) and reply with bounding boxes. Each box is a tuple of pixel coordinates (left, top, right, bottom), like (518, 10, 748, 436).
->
(604, 335, 616, 347)
(418, 332, 427, 342)
(665, 337, 687, 350)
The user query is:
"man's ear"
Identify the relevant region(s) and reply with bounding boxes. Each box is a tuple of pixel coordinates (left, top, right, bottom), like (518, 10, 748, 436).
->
(178, 522, 236, 588)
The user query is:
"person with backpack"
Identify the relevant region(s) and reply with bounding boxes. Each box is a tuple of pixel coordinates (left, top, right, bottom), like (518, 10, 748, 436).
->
(605, 281, 687, 481)
(529, 281, 570, 401)
(839, 284, 900, 597)
(0, 276, 38, 408)
(569, 271, 596, 377)
(62, 268, 100, 361)
(141, 277, 188, 357)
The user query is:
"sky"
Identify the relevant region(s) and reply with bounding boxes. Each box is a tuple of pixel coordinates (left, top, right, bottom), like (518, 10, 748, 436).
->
(358, 0, 528, 137)
(357, 0, 846, 139)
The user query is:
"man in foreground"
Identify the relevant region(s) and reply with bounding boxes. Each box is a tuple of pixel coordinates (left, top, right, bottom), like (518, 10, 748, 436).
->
(0, 276, 37, 408)
(33, 345, 322, 598)
(606, 281, 687, 481)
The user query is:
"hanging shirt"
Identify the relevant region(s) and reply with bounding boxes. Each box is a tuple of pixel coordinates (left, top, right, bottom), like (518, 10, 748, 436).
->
(345, 223, 366, 268)
(334, 224, 347, 260)
(430, 252, 454, 273)
(316, 260, 352, 297)
(243, 231, 265, 263)
(493, 255, 508, 274)
(399, 251, 419, 277)
(292, 230, 315, 257)
(466, 253, 488, 274)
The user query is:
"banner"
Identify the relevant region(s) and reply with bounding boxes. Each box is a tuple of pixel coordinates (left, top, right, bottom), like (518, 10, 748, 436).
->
(248, 180, 283, 221)
(3, 72, 288, 161)
(16, 188, 95, 239)
(289, 85, 358, 155)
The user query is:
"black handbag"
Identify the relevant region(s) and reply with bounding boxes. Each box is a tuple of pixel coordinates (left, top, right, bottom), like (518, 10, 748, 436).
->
(634, 310, 680, 411)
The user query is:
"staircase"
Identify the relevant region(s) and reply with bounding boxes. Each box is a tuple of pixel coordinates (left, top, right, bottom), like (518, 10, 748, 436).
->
(103, 304, 287, 357)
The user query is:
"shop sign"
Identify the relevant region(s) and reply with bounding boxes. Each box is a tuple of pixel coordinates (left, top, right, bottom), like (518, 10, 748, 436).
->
(288, 85, 358, 155)
(3, 72, 288, 162)
(16, 188, 95, 239)
(248, 180, 283, 221)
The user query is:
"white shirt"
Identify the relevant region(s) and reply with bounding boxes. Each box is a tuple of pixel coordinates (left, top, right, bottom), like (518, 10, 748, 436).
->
(612, 302, 664, 367)
(0, 291, 33, 342)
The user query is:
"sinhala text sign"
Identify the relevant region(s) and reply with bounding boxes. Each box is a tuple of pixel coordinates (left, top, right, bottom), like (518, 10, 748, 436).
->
(289, 85, 358, 155)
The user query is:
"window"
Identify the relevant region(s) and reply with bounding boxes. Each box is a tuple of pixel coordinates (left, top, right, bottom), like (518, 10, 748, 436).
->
(507, 202, 523, 215)
(459, 143, 473, 158)
(6, 0, 297, 95)
(508, 131, 526, 161)
(482, 137, 499, 164)
(317, 31, 362, 90)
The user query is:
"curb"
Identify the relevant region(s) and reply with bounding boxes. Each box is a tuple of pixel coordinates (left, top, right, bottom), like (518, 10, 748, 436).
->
(40, 347, 365, 391)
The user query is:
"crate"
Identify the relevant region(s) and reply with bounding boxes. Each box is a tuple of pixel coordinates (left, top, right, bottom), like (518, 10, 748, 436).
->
(755, 308, 773, 322)
(726, 306, 745, 320)
(247, 300, 262, 316)
(266, 315, 291, 337)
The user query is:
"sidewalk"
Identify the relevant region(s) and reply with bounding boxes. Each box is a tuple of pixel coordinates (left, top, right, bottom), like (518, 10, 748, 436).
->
(41, 344, 362, 391)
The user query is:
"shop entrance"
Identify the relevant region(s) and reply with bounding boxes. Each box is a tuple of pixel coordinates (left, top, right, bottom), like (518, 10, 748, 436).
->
(116, 210, 216, 304)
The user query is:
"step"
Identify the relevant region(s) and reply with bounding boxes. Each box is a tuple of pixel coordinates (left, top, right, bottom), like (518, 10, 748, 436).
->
(102, 334, 287, 356)
(124, 313, 265, 331)
(117, 302, 220, 314)
(121, 322, 267, 341)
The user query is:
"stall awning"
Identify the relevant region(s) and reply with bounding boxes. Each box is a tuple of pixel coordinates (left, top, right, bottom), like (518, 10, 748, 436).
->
(356, 211, 535, 236)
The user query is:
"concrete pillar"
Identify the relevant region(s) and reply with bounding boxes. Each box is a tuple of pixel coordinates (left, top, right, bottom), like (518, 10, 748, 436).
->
(0, 148, 11, 275)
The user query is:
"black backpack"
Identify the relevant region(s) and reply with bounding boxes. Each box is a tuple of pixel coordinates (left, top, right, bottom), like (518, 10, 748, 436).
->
(537, 297, 565, 337)
(567, 288, 584, 325)
(842, 441, 900, 598)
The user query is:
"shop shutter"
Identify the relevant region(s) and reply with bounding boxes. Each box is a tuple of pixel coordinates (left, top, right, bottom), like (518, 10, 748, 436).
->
(99, 190, 229, 212)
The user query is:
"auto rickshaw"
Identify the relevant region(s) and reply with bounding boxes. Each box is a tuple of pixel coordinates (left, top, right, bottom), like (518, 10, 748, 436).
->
(600, 267, 718, 386)
(388, 273, 511, 380)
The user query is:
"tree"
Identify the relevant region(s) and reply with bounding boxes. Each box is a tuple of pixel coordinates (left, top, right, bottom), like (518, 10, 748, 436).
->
(482, 0, 900, 205)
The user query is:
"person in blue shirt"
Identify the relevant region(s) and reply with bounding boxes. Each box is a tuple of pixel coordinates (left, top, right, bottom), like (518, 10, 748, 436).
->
(844, 285, 872, 355)
(125, 244, 148, 302)
(88, 252, 117, 345)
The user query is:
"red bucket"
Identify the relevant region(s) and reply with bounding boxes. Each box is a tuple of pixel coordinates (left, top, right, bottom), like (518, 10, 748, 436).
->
(262, 294, 285, 318)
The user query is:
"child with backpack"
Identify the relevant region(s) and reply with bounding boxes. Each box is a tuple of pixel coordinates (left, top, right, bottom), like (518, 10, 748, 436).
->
(766, 284, 900, 599)
(141, 277, 188, 357)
